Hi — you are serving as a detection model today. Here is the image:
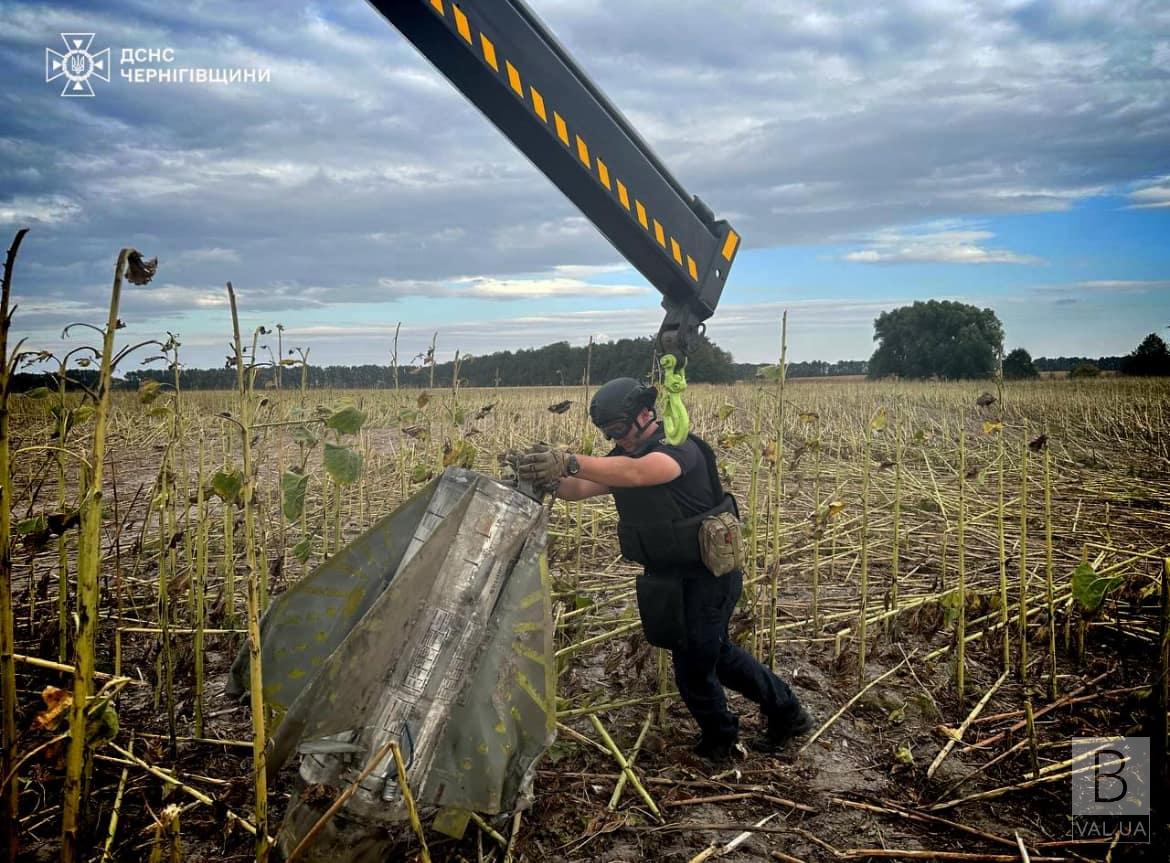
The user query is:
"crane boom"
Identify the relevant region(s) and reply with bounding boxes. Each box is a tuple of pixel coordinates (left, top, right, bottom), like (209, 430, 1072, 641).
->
(368, 0, 741, 358)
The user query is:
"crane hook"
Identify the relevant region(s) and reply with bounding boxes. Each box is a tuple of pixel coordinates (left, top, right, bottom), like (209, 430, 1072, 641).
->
(658, 353, 689, 445)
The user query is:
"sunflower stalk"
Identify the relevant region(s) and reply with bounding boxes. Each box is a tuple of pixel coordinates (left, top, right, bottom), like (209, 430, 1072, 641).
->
(888, 404, 902, 640)
(227, 283, 268, 861)
(193, 441, 208, 738)
(1017, 438, 1029, 682)
(1043, 442, 1057, 700)
(769, 311, 787, 669)
(956, 427, 967, 702)
(1, 228, 30, 863)
(62, 247, 152, 862)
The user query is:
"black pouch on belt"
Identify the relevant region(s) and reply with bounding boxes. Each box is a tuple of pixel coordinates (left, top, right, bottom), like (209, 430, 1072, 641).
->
(635, 571, 687, 651)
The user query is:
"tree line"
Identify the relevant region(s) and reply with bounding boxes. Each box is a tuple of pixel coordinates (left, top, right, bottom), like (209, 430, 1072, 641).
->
(10, 302, 1167, 392)
(10, 334, 737, 392)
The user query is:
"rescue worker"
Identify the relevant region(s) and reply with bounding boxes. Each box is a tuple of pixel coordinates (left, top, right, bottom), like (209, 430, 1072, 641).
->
(518, 377, 812, 760)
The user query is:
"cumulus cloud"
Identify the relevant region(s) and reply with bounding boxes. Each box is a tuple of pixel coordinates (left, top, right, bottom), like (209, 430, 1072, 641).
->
(174, 247, 241, 264)
(1027, 279, 1170, 304)
(372, 273, 646, 302)
(843, 225, 1041, 265)
(1127, 177, 1170, 209)
(548, 263, 632, 279)
(0, 194, 82, 225)
(123, 283, 231, 310)
(1072, 280, 1167, 293)
(456, 277, 645, 300)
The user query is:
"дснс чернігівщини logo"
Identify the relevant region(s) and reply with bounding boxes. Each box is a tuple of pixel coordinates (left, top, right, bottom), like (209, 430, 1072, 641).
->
(46, 33, 110, 97)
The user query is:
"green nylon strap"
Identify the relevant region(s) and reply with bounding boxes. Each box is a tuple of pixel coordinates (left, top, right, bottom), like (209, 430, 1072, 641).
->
(658, 353, 689, 445)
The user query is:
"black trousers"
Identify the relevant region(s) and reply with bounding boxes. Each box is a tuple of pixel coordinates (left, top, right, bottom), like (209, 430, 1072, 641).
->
(670, 569, 800, 744)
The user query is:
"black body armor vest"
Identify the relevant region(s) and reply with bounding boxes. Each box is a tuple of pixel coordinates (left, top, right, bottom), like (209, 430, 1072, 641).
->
(611, 433, 739, 570)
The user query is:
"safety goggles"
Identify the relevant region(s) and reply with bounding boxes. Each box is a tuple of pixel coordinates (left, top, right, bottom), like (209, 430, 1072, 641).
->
(600, 418, 635, 440)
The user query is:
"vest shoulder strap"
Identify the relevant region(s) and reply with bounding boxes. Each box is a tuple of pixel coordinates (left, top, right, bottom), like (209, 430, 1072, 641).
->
(686, 433, 725, 500)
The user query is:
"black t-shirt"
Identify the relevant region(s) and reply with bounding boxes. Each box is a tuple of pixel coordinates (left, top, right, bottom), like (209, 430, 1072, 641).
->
(607, 428, 716, 517)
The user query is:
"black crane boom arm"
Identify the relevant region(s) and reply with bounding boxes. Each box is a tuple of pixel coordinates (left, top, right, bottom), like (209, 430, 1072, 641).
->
(368, 0, 741, 357)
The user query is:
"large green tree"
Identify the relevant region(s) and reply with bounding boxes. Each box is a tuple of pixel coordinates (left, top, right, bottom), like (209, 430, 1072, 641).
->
(1119, 332, 1170, 377)
(868, 300, 1004, 379)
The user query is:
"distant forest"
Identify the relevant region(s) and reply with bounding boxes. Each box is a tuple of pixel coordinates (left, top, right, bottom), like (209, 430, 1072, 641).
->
(7, 336, 1128, 392)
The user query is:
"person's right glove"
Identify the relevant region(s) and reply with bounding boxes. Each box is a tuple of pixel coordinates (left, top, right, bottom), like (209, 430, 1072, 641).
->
(516, 442, 569, 487)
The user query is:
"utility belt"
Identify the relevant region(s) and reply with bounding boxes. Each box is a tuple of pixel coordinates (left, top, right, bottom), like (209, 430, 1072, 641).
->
(618, 492, 744, 577)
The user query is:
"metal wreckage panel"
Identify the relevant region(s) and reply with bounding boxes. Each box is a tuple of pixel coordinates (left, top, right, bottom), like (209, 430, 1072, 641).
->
(227, 468, 555, 858)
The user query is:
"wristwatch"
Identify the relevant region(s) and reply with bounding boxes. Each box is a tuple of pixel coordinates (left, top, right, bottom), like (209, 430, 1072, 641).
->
(566, 454, 581, 476)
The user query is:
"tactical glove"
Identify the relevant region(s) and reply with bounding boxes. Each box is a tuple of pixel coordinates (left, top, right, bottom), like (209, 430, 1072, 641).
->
(517, 443, 569, 486)
(499, 446, 556, 502)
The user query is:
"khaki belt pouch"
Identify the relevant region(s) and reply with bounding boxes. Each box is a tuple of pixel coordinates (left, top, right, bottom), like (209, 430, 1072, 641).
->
(698, 511, 744, 577)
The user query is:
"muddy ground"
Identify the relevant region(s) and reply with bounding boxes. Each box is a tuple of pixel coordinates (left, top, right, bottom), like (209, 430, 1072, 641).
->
(14, 554, 1164, 863)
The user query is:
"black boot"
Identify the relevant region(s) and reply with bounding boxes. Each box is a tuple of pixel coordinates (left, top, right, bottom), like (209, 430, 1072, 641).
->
(756, 705, 815, 751)
(693, 734, 740, 763)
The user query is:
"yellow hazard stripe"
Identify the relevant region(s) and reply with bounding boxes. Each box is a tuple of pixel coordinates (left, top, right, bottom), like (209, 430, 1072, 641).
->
(636, 200, 648, 229)
(506, 61, 523, 96)
(596, 158, 611, 190)
(530, 85, 547, 122)
(554, 112, 569, 146)
(670, 237, 682, 264)
(687, 255, 698, 280)
(575, 135, 590, 168)
(722, 230, 739, 261)
(653, 219, 665, 248)
(617, 180, 630, 210)
(430, 0, 444, 14)
(480, 34, 498, 71)
(453, 5, 472, 43)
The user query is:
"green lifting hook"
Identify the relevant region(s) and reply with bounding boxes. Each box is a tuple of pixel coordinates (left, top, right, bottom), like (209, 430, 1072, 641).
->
(658, 353, 689, 445)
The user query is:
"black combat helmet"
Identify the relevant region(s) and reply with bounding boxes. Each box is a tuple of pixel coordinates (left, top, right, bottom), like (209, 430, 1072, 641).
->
(589, 377, 657, 438)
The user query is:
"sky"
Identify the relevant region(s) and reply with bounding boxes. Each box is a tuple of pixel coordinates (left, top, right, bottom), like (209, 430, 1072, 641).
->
(1, 0, 1168, 370)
